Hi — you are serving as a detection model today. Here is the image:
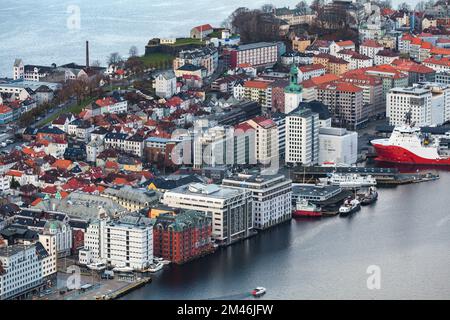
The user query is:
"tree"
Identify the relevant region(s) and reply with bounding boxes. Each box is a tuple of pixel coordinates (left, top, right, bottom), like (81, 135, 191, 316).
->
(261, 4, 275, 13)
(310, 0, 325, 12)
(10, 177, 20, 190)
(129, 46, 139, 57)
(107, 52, 123, 66)
(222, 7, 250, 30)
(295, 1, 309, 14)
(398, 2, 411, 11)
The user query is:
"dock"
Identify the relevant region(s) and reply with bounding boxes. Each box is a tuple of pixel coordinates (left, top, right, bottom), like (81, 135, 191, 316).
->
(100, 277, 151, 300)
(293, 166, 439, 186)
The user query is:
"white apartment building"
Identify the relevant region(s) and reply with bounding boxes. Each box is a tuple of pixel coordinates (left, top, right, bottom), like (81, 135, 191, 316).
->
(230, 42, 278, 68)
(80, 216, 153, 271)
(374, 50, 400, 66)
(0, 244, 46, 300)
(318, 127, 358, 165)
(222, 173, 292, 230)
(104, 132, 144, 158)
(387, 86, 433, 126)
(298, 65, 326, 82)
(359, 40, 384, 59)
(272, 113, 286, 158)
(245, 117, 279, 166)
(285, 108, 320, 166)
(162, 183, 253, 246)
(336, 50, 373, 70)
(154, 71, 177, 98)
(0, 175, 10, 193)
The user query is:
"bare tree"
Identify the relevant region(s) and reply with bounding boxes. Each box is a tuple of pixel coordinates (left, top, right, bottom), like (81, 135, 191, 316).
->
(222, 7, 250, 30)
(295, 1, 309, 14)
(398, 2, 411, 11)
(107, 52, 123, 66)
(261, 4, 275, 13)
(129, 46, 139, 57)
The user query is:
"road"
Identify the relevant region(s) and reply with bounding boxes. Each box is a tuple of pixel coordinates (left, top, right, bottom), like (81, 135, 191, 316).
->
(33, 97, 78, 128)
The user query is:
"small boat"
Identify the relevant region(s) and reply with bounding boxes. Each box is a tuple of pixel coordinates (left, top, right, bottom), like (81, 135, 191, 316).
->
(87, 262, 107, 271)
(339, 198, 361, 216)
(292, 199, 322, 218)
(360, 187, 378, 206)
(148, 262, 164, 273)
(112, 266, 134, 273)
(251, 287, 266, 297)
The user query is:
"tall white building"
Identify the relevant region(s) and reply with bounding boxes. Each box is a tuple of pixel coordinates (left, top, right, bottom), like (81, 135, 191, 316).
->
(318, 127, 358, 165)
(154, 71, 177, 98)
(387, 86, 432, 126)
(222, 173, 292, 230)
(162, 183, 253, 246)
(80, 216, 153, 271)
(0, 244, 47, 300)
(244, 116, 279, 167)
(285, 108, 320, 165)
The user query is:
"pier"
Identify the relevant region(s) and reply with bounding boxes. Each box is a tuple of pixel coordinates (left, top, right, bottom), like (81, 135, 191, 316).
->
(292, 166, 439, 186)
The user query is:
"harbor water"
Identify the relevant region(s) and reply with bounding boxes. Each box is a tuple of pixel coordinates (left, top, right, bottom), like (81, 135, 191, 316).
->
(123, 169, 450, 300)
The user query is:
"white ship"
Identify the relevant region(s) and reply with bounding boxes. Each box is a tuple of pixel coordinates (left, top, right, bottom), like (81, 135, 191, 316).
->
(321, 173, 377, 188)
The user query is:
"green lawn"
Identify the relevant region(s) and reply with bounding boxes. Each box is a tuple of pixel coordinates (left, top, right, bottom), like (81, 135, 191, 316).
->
(169, 38, 205, 46)
(139, 53, 174, 68)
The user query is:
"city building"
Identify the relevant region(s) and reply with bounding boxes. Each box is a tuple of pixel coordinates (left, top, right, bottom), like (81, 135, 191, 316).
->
(359, 41, 384, 60)
(154, 70, 177, 98)
(285, 107, 320, 166)
(80, 215, 154, 271)
(243, 116, 279, 166)
(153, 210, 214, 264)
(374, 49, 400, 65)
(0, 244, 48, 300)
(222, 173, 292, 230)
(101, 186, 160, 212)
(229, 42, 278, 69)
(234, 79, 273, 112)
(387, 86, 432, 126)
(387, 83, 450, 126)
(173, 46, 218, 77)
(162, 183, 253, 246)
(318, 127, 358, 165)
(316, 81, 366, 129)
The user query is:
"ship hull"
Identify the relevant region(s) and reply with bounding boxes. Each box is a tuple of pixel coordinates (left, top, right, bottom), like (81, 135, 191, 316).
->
(293, 210, 322, 218)
(372, 143, 450, 166)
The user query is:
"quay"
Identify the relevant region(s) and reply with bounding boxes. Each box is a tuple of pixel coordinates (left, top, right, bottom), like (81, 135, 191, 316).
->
(292, 166, 439, 186)
(100, 277, 151, 300)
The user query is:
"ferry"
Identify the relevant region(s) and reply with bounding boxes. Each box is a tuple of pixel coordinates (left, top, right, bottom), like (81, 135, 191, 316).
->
(251, 287, 266, 298)
(371, 111, 450, 166)
(321, 173, 377, 189)
(292, 199, 322, 218)
(339, 198, 361, 216)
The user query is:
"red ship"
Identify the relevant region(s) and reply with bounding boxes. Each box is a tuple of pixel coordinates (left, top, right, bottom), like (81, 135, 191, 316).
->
(293, 199, 322, 218)
(371, 114, 450, 166)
